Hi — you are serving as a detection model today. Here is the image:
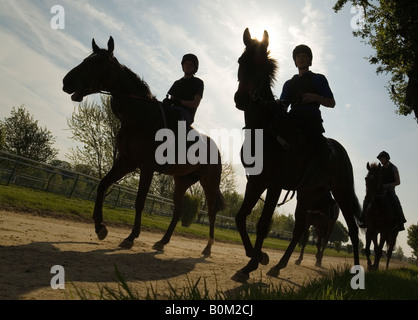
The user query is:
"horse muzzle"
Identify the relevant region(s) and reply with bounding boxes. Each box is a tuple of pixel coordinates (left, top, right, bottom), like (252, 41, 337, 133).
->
(234, 91, 250, 111)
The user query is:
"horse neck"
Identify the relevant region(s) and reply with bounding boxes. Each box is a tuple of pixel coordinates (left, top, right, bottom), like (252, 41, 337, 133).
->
(106, 63, 161, 129)
(367, 180, 385, 202)
(110, 60, 151, 99)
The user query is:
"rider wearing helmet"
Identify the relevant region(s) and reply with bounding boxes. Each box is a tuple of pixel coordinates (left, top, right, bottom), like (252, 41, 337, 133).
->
(165, 53, 204, 128)
(279, 45, 336, 159)
(360, 151, 407, 230)
(376, 151, 406, 231)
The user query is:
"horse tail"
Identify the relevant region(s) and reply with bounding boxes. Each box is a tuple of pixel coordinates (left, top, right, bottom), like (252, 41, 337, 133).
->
(216, 189, 226, 213)
(329, 139, 363, 229)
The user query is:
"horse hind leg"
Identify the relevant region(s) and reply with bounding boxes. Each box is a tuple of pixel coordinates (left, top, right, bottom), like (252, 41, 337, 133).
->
(199, 163, 225, 257)
(152, 175, 195, 252)
(200, 190, 218, 257)
(331, 187, 361, 266)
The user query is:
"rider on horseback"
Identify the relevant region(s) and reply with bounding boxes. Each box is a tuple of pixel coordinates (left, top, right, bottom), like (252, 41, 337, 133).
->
(360, 151, 407, 231)
(163, 53, 204, 129)
(278, 45, 336, 159)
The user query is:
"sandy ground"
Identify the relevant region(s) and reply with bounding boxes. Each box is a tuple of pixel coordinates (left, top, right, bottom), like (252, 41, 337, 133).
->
(0, 210, 405, 300)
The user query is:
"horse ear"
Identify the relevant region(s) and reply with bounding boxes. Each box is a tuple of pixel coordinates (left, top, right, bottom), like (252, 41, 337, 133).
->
(262, 30, 269, 48)
(92, 39, 100, 53)
(243, 28, 252, 47)
(108, 36, 114, 54)
(366, 162, 370, 171)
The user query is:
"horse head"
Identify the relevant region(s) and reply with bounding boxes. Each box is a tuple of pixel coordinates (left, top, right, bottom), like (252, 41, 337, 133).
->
(234, 28, 277, 111)
(365, 162, 383, 196)
(63, 36, 115, 102)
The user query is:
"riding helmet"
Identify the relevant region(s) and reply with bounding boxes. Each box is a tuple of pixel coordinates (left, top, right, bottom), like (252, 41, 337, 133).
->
(292, 45, 313, 66)
(377, 151, 390, 160)
(181, 53, 199, 73)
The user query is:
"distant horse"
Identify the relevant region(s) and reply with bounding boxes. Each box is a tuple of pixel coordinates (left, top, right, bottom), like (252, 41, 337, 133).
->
(63, 37, 224, 255)
(231, 28, 361, 282)
(295, 190, 339, 267)
(364, 162, 399, 270)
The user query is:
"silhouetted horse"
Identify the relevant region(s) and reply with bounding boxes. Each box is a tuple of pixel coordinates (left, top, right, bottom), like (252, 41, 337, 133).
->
(231, 28, 361, 282)
(364, 162, 399, 270)
(63, 37, 224, 255)
(295, 190, 339, 267)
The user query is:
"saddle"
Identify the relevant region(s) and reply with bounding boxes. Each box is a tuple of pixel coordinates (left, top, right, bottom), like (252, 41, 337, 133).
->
(156, 99, 207, 173)
(267, 103, 335, 190)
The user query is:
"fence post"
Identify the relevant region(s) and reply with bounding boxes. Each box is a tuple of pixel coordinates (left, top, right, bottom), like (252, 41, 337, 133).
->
(45, 172, 57, 192)
(68, 174, 79, 198)
(114, 185, 121, 208)
(7, 158, 21, 186)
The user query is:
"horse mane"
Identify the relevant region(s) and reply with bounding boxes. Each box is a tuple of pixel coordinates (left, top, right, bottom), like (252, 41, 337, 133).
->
(115, 57, 155, 99)
(368, 162, 380, 170)
(238, 41, 278, 87)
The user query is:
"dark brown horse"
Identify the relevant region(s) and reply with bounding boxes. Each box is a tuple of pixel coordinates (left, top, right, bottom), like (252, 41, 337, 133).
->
(295, 190, 339, 267)
(364, 162, 399, 270)
(62, 37, 224, 255)
(231, 28, 361, 282)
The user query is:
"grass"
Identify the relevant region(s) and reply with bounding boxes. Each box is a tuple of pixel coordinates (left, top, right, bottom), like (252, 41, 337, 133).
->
(71, 264, 418, 300)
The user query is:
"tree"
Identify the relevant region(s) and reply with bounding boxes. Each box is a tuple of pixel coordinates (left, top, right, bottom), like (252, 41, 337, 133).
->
(0, 121, 5, 149)
(393, 246, 405, 260)
(66, 95, 120, 179)
(329, 220, 349, 243)
(334, 0, 418, 121)
(1, 105, 58, 162)
(180, 193, 201, 227)
(150, 174, 175, 199)
(221, 190, 244, 217)
(273, 213, 295, 233)
(407, 223, 418, 259)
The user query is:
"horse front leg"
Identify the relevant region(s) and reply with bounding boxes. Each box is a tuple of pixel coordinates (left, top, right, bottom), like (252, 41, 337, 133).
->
(295, 226, 309, 266)
(119, 170, 153, 249)
(232, 187, 281, 283)
(385, 231, 398, 269)
(364, 230, 375, 271)
(235, 182, 265, 260)
(93, 157, 134, 240)
(373, 234, 386, 271)
(267, 201, 306, 278)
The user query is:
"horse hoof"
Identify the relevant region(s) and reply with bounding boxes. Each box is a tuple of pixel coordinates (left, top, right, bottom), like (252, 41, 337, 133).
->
(231, 270, 249, 283)
(152, 241, 165, 252)
(201, 248, 211, 257)
(295, 259, 302, 266)
(315, 262, 322, 267)
(96, 226, 108, 240)
(266, 268, 280, 278)
(119, 239, 134, 249)
(260, 252, 269, 265)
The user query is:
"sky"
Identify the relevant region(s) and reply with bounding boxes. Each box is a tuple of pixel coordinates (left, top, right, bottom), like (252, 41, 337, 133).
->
(1, 0, 417, 258)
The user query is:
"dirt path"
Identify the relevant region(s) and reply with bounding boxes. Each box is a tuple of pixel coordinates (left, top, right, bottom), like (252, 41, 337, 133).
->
(0, 210, 395, 300)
